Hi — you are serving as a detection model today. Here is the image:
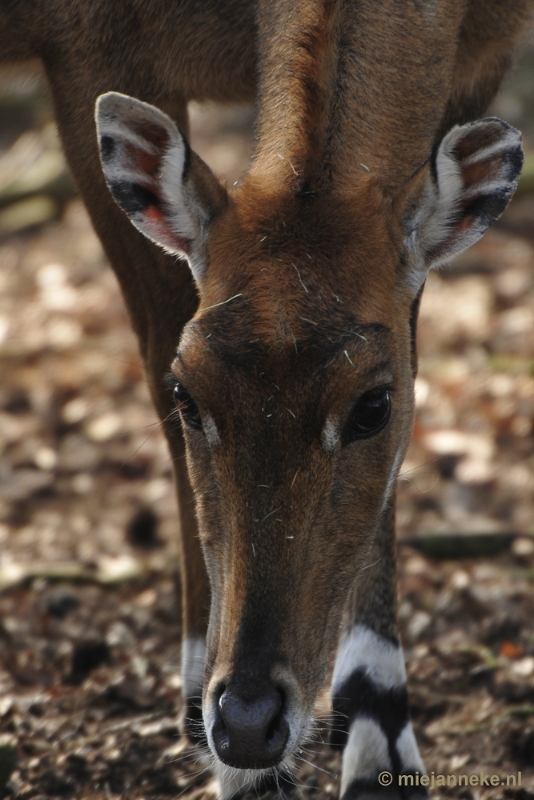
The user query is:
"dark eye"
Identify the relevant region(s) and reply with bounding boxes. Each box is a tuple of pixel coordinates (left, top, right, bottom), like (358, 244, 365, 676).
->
(341, 387, 392, 445)
(173, 382, 203, 431)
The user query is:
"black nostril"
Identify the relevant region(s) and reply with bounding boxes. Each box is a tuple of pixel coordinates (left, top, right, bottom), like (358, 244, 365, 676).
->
(212, 683, 289, 768)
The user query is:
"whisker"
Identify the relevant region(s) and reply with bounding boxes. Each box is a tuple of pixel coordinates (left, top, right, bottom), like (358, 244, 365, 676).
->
(114, 408, 179, 474)
(398, 458, 438, 477)
(293, 753, 334, 778)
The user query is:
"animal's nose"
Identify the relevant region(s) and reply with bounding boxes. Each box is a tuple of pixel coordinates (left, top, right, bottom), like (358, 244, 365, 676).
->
(211, 683, 289, 768)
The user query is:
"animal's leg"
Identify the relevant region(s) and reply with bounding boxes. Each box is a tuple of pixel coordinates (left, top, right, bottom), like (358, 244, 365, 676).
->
(331, 500, 427, 800)
(171, 434, 210, 740)
(43, 62, 210, 739)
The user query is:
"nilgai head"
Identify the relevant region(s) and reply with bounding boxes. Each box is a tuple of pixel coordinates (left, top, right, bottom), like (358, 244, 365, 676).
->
(96, 92, 522, 769)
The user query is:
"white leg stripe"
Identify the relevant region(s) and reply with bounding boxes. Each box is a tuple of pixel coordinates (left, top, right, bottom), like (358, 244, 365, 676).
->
(332, 625, 406, 695)
(340, 717, 391, 797)
(396, 722, 426, 774)
(181, 635, 206, 699)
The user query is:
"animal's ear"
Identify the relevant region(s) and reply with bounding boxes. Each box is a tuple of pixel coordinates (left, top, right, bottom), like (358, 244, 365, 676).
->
(95, 92, 228, 283)
(403, 118, 523, 294)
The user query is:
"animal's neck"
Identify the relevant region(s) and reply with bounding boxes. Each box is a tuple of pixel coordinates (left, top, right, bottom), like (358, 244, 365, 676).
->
(250, 0, 464, 194)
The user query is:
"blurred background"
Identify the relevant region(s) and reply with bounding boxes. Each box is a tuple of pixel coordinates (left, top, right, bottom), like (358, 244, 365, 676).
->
(0, 38, 533, 800)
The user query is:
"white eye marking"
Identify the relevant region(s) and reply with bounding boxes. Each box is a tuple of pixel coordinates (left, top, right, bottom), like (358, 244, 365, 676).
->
(203, 414, 220, 447)
(322, 418, 339, 452)
(382, 446, 403, 511)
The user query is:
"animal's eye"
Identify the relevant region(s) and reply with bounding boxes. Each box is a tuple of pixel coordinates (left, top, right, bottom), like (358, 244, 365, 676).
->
(341, 387, 392, 445)
(173, 382, 203, 431)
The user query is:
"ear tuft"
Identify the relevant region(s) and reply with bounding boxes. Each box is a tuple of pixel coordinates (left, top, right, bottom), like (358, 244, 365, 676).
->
(405, 118, 523, 292)
(95, 92, 226, 283)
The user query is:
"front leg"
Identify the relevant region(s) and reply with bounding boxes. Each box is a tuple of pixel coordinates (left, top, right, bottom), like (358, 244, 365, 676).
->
(43, 58, 210, 741)
(331, 500, 427, 800)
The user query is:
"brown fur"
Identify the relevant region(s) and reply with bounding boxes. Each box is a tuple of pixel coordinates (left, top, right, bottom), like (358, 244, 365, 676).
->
(251, 0, 533, 191)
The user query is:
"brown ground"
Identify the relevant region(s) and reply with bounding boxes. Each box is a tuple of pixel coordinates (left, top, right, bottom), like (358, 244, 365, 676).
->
(1, 54, 534, 800)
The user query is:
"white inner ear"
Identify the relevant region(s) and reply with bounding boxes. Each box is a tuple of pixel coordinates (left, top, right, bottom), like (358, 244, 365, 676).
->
(418, 133, 464, 260)
(403, 129, 465, 294)
(96, 92, 214, 284)
(159, 144, 215, 278)
(403, 120, 522, 296)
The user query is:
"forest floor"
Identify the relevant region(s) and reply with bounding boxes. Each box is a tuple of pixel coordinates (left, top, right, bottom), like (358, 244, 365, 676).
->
(1, 60, 534, 799)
